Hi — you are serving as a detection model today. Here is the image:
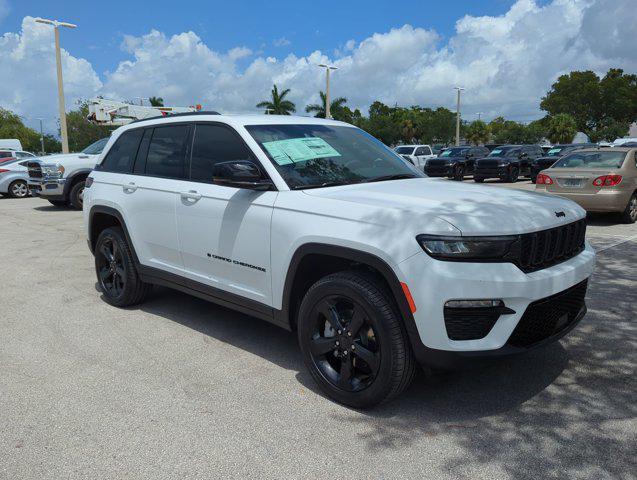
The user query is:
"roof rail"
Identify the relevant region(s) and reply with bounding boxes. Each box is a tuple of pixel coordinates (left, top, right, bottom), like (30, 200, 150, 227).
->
(129, 110, 221, 124)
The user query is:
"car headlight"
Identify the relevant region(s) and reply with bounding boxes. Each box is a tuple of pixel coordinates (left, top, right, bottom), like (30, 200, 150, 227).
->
(41, 164, 64, 177)
(416, 234, 518, 261)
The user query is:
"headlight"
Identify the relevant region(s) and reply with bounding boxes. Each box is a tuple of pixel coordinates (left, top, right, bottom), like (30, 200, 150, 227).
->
(416, 234, 518, 261)
(41, 164, 64, 177)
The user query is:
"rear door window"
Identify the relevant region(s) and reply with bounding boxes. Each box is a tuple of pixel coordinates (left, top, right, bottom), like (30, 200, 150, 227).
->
(189, 123, 255, 184)
(100, 129, 143, 173)
(144, 125, 190, 179)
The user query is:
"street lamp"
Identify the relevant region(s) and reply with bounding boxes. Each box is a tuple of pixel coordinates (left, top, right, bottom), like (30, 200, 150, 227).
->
(317, 64, 338, 119)
(35, 117, 45, 155)
(454, 86, 465, 146)
(35, 17, 77, 154)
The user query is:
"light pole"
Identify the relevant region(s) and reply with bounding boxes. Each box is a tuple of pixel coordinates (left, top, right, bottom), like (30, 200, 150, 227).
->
(476, 112, 484, 121)
(35, 17, 77, 154)
(317, 64, 338, 119)
(454, 86, 465, 146)
(36, 118, 45, 155)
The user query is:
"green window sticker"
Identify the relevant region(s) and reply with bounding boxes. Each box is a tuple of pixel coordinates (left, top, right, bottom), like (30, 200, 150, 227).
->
(262, 137, 341, 165)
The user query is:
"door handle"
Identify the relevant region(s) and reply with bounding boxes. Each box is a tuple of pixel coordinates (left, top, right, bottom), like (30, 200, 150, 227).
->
(123, 182, 137, 193)
(180, 190, 202, 201)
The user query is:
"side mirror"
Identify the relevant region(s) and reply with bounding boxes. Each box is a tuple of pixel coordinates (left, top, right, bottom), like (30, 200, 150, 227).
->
(212, 160, 274, 191)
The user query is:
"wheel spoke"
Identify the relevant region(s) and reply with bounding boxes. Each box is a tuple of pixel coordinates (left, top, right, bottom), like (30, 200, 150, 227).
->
(348, 308, 365, 337)
(353, 343, 379, 372)
(319, 302, 343, 332)
(310, 336, 337, 356)
(115, 266, 125, 278)
(100, 244, 114, 262)
(98, 267, 112, 282)
(338, 356, 354, 390)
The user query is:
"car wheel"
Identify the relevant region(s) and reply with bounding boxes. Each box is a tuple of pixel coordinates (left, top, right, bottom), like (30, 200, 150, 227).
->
(530, 175, 537, 184)
(48, 200, 69, 207)
(8, 180, 29, 198)
(474, 177, 485, 183)
(504, 167, 519, 183)
(297, 270, 416, 408)
(95, 227, 152, 307)
(453, 165, 465, 181)
(69, 180, 85, 210)
(619, 192, 637, 224)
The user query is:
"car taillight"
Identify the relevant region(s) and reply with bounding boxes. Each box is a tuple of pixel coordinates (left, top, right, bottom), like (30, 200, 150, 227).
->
(85, 176, 94, 188)
(536, 173, 553, 185)
(0, 169, 9, 173)
(592, 175, 622, 187)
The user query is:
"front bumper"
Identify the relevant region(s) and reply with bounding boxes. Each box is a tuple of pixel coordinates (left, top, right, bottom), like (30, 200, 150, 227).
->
(474, 165, 509, 178)
(396, 242, 595, 364)
(28, 178, 65, 198)
(536, 186, 631, 213)
(424, 165, 454, 177)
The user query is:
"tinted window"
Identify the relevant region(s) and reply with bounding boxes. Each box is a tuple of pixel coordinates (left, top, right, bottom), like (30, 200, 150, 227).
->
(0, 152, 13, 158)
(395, 146, 415, 155)
(82, 138, 109, 155)
(440, 147, 469, 157)
(190, 124, 254, 183)
(414, 147, 426, 156)
(133, 129, 153, 174)
(100, 129, 143, 173)
(145, 125, 190, 179)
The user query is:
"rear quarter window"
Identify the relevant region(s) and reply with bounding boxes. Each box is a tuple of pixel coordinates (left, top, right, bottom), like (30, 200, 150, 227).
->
(144, 125, 190, 179)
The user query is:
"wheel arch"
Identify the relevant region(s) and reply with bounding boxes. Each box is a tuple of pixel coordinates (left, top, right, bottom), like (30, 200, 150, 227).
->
(63, 169, 93, 198)
(88, 205, 139, 264)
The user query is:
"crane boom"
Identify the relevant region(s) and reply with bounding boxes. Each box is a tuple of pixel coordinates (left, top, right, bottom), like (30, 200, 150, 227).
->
(86, 98, 202, 126)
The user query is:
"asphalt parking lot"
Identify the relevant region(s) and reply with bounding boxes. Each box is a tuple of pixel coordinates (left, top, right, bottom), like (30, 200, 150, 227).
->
(1, 181, 635, 480)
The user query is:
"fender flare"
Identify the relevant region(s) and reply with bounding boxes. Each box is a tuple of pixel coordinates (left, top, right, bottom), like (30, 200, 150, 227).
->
(87, 205, 139, 264)
(63, 169, 93, 198)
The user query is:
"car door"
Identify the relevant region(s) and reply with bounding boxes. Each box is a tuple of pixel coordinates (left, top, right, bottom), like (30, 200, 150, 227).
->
(119, 124, 192, 275)
(173, 122, 277, 306)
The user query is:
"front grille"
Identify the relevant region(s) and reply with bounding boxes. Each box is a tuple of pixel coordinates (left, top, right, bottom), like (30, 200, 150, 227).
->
(507, 280, 587, 348)
(518, 219, 586, 273)
(444, 307, 501, 340)
(476, 159, 499, 168)
(27, 161, 42, 179)
(426, 159, 450, 167)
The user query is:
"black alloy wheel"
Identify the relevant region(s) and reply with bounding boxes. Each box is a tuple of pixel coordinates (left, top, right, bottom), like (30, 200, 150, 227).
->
(96, 235, 127, 298)
(308, 295, 381, 393)
(504, 166, 519, 183)
(453, 164, 465, 181)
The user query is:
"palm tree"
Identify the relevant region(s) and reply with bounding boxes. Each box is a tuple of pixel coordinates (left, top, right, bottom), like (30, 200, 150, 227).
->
(256, 85, 296, 115)
(305, 91, 347, 119)
(148, 96, 164, 107)
(547, 113, 578, 144)
(465, 120, 490, 145)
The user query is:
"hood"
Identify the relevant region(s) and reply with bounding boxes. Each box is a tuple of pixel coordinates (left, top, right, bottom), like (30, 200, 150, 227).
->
(431, 156, 465, 163)
(35, 153, 93, 165)
(303, 178, 585, 236)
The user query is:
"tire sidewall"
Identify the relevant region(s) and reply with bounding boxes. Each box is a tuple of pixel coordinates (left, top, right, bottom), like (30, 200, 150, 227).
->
(95, 227, 136, 306)
(297, 276, 399, 408)
(9, 180, 28, 198)
(70, 180, 85, 210)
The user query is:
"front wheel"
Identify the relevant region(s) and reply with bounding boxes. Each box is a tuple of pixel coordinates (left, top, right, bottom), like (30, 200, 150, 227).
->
(503, 166, 519, 183)
(474, 176, 485, 183)
(619, 192, 637, 224)
(8, 180, 29, 198)
(69, 180, 85, 210)
(453, 165, 465, 181)
(297, 271, 416, 408)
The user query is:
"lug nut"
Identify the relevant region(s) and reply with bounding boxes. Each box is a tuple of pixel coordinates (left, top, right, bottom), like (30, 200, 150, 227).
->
(347, 331, 352, 337)
(335, 341, 340, 346)
(337, 330, 342, 335)
(351, 345, 355, 350)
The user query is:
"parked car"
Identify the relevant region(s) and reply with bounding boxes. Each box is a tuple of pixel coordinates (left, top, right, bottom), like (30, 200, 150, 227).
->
(485, 143, 504, 152)
(0, 158, 30, 198)
(474, 144, 544, 183)
(530, 143, 596, 183)
(84, 113, 595, 408)
(535, 147, 637, 223)
(424, 145, 490, 180)
(0, 139, 23, 151)
(27, 138, 109, 209)
(393, 144, 437, 169)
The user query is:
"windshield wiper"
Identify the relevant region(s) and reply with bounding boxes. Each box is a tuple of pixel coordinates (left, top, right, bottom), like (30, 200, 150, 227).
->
(291, 180, 361, 190)
(367, 173, 418, 183)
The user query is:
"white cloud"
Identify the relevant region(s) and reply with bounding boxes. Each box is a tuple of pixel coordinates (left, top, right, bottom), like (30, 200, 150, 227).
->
(273, 37, 290, 47)
(1, 1, 636, 134)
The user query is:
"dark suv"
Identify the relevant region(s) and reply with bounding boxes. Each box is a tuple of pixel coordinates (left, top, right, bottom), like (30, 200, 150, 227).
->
(474, 145, 543, 183)
(424, 146, 490, 181)
(530, 144, 596, 183)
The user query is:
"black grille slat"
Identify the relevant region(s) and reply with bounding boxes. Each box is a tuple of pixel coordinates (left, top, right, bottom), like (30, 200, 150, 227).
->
(507, 280, 588, 347)
(26, 161, 43, 179)
(517, 219, 586, 273)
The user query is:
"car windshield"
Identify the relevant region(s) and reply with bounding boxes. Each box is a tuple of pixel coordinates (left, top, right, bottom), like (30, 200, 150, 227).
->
(394, 146, 415, 155)
(439, 147, 469, 157)
(0, 151, 14, 158)
(552, 151, 626, 169)
(82, 138, 109, 155)
(246, 124, 422, 189)
(488, 146, 519, 157)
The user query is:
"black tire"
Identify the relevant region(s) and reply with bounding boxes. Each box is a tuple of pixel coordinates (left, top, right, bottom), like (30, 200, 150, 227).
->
(503, 166, 519, 183)
(619, 192, 637, 224)
(95, 227, 151, 307)
(474, 177, 485, 183)
(530, 175, 537, 184)
(48, 199, 69, 207)
(453, 165, 465, 181)
(69, 180, 85, 210)
(297, 270, 416, 408)
(7, 180, 29, 198)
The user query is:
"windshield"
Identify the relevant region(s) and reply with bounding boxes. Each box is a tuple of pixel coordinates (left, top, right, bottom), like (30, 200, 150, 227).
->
(440, 147, 469, 157)
(394, 146, 415, 155)
(246, 124, 422, 189)
(82, 138, 109, 155)
(552, 151, 626, 169)
(488, 146, 519, 157)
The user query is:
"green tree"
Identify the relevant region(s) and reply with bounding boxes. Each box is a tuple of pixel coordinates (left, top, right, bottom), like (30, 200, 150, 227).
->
(465, 120, 490, 145)
(589, 119, 629, 142)
(305, 91, 347, 119)
(598, 69, 637, 126)
(256, 84, 296, 115)
(0, 108, 47, 153)
(148, 96, 164, 107)
(546, 113, 578, 144)
(66, 101, 114, 152)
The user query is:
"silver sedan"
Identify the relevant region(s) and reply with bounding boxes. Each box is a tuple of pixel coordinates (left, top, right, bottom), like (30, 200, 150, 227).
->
(0, 159, 30, 198)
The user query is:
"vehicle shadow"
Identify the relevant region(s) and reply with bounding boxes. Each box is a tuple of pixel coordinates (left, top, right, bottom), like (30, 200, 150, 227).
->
(585, 212, 623, 226)
(33, 205, 73, 212)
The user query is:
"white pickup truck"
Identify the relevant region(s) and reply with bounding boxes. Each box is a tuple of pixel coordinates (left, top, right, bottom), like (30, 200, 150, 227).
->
(27, 138, 109, 209)
(394, 144, 437, 169)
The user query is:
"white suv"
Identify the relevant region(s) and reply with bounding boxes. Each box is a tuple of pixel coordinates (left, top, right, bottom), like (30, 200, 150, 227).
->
(394, 144, 437, 169)
(84, 113, 595, 408)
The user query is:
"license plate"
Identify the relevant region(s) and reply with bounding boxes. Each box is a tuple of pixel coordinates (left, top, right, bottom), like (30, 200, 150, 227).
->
(559, 178, 583, 188)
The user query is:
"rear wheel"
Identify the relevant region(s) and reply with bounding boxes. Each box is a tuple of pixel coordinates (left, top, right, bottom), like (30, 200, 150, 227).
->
(503, 166, 519, 183)
(95, 227, 151, 307)
(474, 177, 485, 183)
(619, 192, 637, 224)
(453, 164, 465, 181)
(530, 175, 537, 184)
(297, 270, 416, 408)
(69, 180, 85, 210)
(8, 180, 29, 198)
